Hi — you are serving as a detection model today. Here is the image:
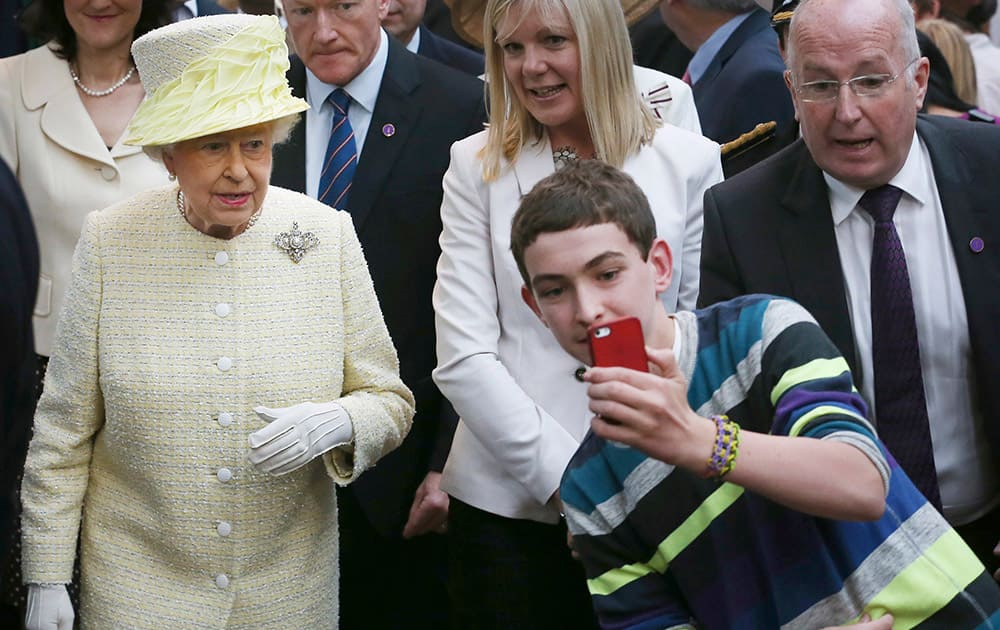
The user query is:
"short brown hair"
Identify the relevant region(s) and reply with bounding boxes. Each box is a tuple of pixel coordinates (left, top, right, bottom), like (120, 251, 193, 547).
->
(510, 160, 655, 288)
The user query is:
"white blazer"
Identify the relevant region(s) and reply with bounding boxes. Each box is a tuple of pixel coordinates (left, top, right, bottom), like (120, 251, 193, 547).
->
(433, 125, 723, 523)
(0, 45, 170, 356)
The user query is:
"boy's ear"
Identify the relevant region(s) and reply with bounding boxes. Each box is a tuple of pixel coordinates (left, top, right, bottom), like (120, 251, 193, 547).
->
(649, 238, 673, 294)
(521, 285, 548, 327)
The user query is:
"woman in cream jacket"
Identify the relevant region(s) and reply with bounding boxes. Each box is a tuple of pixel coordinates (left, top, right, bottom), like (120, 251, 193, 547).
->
(0, 0, 173, 359)
(20, 15, 413, 629)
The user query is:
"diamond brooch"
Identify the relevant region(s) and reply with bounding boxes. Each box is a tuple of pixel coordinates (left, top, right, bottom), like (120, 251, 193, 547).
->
(274, 222, 319, 263)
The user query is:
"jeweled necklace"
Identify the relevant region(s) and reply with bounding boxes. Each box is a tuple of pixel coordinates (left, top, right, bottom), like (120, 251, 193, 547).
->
(70, 64, 135, 97)
(176, 190, 261, 232)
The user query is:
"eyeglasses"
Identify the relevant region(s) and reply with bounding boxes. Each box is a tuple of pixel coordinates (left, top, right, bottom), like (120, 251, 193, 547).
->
(790, 58, 920, 103)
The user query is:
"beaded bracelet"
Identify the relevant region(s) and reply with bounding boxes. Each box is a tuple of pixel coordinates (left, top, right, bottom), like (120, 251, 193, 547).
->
(704, 414, 740, 479)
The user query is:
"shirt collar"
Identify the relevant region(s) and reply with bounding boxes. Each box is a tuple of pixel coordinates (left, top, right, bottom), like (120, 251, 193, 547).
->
(405, 27, 421, 54)
(686, 12, 753, 85)
(305, 28, 388, 115)
(825, 130, 929, 225)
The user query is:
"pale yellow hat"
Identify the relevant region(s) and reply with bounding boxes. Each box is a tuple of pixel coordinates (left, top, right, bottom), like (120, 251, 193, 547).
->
(126, 14, 308, 147)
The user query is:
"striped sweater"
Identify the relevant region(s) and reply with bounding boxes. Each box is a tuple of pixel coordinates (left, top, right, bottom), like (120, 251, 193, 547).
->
(562, 295, 1000, 629)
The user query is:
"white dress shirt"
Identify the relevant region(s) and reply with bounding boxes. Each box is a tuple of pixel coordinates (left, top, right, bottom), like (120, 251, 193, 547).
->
(304, 29, 389, 198)
(826, 132, 998, 525)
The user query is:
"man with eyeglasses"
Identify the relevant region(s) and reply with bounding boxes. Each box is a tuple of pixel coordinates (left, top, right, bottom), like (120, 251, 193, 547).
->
(699, 0, 1000, 578)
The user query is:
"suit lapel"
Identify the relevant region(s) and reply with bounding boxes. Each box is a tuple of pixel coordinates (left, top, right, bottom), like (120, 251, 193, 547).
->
(696, 9, 769, 92)
(511, 135, 555, 197)
(349, 38, 420, 231)
(271, 57, 308, 193)
(25, 47, 116, 168)
(917, 116, 984, 257)
(778, 141, 859, 371)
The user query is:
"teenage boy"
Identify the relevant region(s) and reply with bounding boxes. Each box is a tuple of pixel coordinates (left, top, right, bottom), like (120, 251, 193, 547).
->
(510, 159, 1000, 630)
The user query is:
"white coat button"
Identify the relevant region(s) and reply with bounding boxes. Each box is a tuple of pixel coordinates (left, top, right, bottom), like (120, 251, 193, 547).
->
(215, 303, 231, 317)
(215, 574, 229, 589)
(217, 468, 233, 482)
(218, 412, 233, 427)
(217, 357, 233, 372)
(99, 166, 116, 181)
(217, 521, 232, 537)
(215, 251, 229, 266)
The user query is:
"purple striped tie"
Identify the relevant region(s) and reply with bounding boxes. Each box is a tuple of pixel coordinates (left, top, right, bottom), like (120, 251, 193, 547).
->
(860, 184, 941, 510)
(318, 89, 357, 210)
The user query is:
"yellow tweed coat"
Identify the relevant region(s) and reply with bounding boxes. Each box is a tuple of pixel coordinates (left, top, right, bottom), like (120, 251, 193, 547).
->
(20, 185, 414, 629)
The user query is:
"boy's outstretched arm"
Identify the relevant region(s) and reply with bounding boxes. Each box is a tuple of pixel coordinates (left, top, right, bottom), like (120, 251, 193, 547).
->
(584, 346, 886, 522)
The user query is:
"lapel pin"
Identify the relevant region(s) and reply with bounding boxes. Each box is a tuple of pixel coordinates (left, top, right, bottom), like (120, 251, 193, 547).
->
(970, 236, 985, 253)
(381, 123, 396, 138)
(274, 222, 319, 263)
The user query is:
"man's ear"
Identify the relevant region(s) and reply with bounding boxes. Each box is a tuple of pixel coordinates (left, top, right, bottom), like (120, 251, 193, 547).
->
(648, 239, 673, 294)
(521, 285, 548, 327)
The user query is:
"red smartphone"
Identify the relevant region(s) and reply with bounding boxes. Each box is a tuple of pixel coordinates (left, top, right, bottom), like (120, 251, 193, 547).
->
(588, 317, 648, 372)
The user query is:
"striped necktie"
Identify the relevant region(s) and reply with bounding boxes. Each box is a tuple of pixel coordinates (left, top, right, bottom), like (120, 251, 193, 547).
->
(318, 88, 357, 210)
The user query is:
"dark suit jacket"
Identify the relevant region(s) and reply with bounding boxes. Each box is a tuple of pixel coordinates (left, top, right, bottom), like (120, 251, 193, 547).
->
(692, 8, 794, 145)
(0, 156, 39, 554)
(629, 9, 692, 80)
(699, 114, 1000, 461)
(417, 25, 484, 76)
(272, 39, 486, 537)
(196, 0, 230, 15)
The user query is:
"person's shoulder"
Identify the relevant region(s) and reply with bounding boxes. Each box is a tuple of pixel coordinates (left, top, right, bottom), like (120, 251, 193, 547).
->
(712, 138, 807, 197)
(420, 27, 485, 75)
(266, 185, 346, 221)
(695, 294, 815, 328)
(651, 122, 718, 157)
(409, 46, 483, 95)
(451, 128, 488, 155)
(920, 112, 1000, 146)
(82, 185, 176, 237)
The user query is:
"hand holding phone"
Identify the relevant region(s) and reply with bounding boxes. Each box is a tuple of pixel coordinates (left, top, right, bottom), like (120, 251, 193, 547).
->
(588, 317, 648, 372)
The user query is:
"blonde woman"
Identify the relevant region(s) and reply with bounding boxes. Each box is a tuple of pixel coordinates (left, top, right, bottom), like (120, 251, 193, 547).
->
(431, 0, 722, 625)
(922, 18, 980, 106)
(20, 15, 412, 629)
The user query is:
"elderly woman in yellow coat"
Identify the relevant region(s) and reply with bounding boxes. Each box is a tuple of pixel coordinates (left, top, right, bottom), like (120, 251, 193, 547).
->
(19, 14, 414, 630)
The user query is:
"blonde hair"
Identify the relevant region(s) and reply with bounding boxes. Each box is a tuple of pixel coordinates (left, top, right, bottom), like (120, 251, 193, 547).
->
(480, 0, 659, 182)
(921, 18, 979, 105)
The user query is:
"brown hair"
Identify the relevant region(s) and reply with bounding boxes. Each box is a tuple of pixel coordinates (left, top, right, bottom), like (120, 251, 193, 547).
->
(510, 159, 655, 287)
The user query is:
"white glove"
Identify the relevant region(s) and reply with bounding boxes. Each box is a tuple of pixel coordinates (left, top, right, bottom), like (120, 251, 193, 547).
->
(25, 584, 74, 630)
(248, 401, 354, 475)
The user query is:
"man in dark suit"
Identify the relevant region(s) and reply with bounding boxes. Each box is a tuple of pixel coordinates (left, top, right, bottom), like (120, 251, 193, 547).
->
(273, 1, 485, 626)
(383, 0, 484, 75)
(658, 0, 793, 143)
(699, 0, 1000, 576)
(629, 8, 693, 81)
(0, 157, 39, 626)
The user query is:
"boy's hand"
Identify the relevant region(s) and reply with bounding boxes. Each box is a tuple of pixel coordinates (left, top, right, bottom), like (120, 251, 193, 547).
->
(584, 347, 714, 472)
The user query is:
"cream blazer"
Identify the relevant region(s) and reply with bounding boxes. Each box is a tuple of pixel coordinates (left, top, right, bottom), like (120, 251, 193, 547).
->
(0, 45, 170, 356)
(433, 127, 723, 523)
(20, 186, 414, 629)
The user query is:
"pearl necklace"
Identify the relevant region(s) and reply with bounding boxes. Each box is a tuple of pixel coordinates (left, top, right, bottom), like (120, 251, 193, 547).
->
(70, 64, 135, 97)
(176, 190, 261, 232)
